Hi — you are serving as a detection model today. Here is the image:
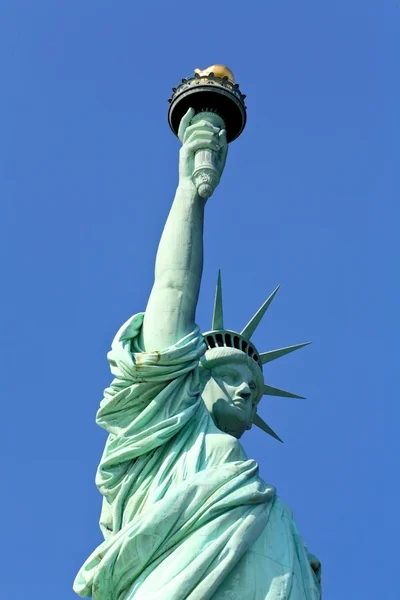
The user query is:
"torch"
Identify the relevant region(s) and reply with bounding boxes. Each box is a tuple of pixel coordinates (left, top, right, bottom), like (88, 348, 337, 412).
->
(168, 65, 247, 199)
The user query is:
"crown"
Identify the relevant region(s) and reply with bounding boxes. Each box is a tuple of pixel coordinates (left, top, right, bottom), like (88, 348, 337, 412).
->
(168, 65, 247, 143)
(202, 271, 311, 442)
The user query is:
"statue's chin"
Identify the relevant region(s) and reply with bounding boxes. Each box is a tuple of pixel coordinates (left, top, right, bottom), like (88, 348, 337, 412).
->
(211, 399, 248, 439)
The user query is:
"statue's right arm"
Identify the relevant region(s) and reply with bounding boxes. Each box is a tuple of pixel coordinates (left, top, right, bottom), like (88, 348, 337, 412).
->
(140, 109, 228, 352)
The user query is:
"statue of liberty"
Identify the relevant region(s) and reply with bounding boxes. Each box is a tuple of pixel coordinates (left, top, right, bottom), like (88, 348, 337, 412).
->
(74, 66, 321, 600)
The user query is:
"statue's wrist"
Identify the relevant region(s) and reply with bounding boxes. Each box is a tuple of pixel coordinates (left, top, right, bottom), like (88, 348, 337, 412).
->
(177, 176, 212, 207)
(177, 178, 198, 196)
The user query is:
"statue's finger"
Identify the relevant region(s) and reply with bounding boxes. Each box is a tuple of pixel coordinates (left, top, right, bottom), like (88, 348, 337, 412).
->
(219, 129, 228, 171)
(184, 138, 220, 155)
(183, 121, 220, 145)
(178, 108, 195, 142)
(184, 129, 218, 146)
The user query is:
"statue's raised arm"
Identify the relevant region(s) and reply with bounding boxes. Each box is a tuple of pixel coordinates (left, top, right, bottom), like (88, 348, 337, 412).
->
(140, 107, 227, 351)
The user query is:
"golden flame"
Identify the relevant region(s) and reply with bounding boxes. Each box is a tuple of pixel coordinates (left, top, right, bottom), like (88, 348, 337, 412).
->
(194, 65, 235, 83)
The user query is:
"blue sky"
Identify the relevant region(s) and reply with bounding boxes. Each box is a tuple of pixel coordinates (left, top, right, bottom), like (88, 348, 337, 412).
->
(1, 2, 398, 598)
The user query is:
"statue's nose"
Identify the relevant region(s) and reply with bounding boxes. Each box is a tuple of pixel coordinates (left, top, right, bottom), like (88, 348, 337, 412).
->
(237, 383, 251, 400)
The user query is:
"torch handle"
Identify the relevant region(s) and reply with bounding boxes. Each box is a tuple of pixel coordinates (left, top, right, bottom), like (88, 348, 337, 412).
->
(191, 112, 226, 199)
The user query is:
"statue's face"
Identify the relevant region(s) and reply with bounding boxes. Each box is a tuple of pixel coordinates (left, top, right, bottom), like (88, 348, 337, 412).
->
(201, 362, 259, 439)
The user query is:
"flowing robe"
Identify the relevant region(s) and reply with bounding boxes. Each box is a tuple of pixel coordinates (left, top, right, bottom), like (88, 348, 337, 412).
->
(74, 314, 321, 600)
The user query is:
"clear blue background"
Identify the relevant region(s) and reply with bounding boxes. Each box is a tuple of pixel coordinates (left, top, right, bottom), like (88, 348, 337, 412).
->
(1, 1, 398, 598)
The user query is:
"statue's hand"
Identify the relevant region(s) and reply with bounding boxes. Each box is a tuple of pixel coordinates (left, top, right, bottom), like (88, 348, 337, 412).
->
(178, 107, 228, 191)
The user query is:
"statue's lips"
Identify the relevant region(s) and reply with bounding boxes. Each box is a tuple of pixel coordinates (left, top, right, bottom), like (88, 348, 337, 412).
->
(214, 397, 248, 412)
(232, 397, 249, 410)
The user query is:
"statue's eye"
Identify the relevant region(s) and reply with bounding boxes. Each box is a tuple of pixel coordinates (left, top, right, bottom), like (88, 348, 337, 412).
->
(225, 371, 238, 384)
(249, 381, 256, 391)
(223, 368, 237, 379)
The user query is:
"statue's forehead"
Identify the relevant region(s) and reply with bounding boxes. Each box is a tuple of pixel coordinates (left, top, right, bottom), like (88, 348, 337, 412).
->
(211, 360, 253, 375)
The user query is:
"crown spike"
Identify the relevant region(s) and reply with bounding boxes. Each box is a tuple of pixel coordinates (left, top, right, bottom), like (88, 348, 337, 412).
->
(263, 384, 305, 399)
(240, 285, 280, 340)
(253, 413, 283, 442)
(260, 342, 311, 365)
(212, 270, 224, 330)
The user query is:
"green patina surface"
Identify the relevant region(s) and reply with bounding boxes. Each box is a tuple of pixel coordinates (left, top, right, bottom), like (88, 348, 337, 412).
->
(74, 108, 321, 599)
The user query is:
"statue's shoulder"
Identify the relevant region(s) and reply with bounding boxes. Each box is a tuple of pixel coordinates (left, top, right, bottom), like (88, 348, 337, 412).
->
(270, 495, 294, 521)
